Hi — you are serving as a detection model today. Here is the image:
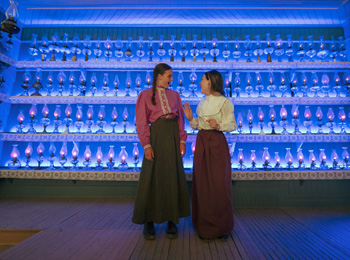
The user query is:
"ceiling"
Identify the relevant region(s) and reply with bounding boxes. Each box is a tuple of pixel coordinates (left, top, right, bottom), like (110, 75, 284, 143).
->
(1, 0, 349, 26)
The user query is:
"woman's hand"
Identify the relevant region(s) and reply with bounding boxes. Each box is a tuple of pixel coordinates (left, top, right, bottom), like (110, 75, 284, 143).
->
(206, 118, 220, 130)
(183, 102, 193, 121)
(180, 143, 186, 157)
(145, 147, 155, 161)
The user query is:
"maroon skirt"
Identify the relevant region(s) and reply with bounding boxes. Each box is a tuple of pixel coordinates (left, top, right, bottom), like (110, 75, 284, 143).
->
(192, 129, 234, 238)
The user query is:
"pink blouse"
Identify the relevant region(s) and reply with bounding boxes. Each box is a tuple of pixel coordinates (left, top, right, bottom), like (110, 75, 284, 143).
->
(136, 87, 187, 149)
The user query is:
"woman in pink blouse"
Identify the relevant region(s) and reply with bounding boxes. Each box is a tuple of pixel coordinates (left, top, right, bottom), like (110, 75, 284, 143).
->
(132, 63, 190, 240)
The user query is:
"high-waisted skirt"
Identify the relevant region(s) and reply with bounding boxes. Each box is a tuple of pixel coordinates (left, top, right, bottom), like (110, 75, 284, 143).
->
(192, 129, 234, 238)
(132, 118, 190, 225)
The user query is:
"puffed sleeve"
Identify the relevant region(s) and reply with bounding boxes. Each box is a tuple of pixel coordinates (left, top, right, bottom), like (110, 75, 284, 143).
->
(219, 99, 237, 132)
(136, 91, 151, 149)
(176, 92, 187, 144)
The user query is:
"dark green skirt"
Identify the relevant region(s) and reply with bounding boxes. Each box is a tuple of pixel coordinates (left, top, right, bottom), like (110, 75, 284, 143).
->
(132, 117, 190, 224)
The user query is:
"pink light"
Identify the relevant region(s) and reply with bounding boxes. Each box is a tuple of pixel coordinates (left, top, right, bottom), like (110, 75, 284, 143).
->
(42, 104, 49, 117)
(327, 108, 334, 121)
(37, 143, 45, 156)
(29, 105, 37, 117)
(65, 105, 72, 117)
(17, 111, 25, 123)
(11, 145, 20, 160)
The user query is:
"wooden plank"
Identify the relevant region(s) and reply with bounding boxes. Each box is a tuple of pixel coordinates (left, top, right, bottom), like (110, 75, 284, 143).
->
(0, 229, 48, 259)
(234, 214, 266, 260)
(151, 223, 166, 260)
(227, 229, 246, 260)
(194, 230, 205, 259)
(143, 224, 163, 260)
(116, 230, 142, 260)
(1, 198, 350, 260)
(259, 209, 325, 260)
(262, 209, 345, 260)
(82, 229, 120, 260)
(282, 209, 350, 258)
(174, 218, 185, 260)
(236, 209, 281, 260)
(248, 208, 300, 259)
(188, 217, 198, 260)
(181, 217, 191, 260)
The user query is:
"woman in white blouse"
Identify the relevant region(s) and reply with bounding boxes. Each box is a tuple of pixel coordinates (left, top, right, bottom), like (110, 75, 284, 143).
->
(184, 70, 237, 241)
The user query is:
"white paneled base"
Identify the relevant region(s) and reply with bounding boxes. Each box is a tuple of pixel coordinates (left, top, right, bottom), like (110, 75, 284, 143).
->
(0, 169, 349, 181)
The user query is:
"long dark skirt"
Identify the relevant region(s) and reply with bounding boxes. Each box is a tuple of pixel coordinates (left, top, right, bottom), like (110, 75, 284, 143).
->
(132, 118, 190, 225)
(192, 130, 234, 238)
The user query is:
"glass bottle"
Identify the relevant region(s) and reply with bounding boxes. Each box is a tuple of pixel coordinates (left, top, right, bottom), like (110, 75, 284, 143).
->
(306, 35, 316, 61)
(253, 35, 263, 62)
(274, 34, 284, 62)
(285, 34, 295, 62)
(232, 37, 241, 62)
(82, 35, 92, 61)
(316, 36, 329, 61)
(190, 34, 199, 62)
(222, 36, 231, 62)
(157, 35, 166, 60)
(200, 35, 209, 62)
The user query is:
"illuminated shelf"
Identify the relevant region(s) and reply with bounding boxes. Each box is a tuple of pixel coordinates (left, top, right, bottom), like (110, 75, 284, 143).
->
(0, 169, 349, 181)
(0, 53, 16, 68)
(0, 93, 10, 103)
(7, 96, 350, 105)
(14, 61, 350, 70)
(1, 133, 349, 143)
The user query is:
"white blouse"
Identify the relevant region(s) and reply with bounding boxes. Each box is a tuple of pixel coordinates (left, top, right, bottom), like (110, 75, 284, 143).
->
(189, 95, 237, 132)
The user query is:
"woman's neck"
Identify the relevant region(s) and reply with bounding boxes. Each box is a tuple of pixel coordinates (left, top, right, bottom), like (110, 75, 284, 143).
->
(207, 92, 220, 96)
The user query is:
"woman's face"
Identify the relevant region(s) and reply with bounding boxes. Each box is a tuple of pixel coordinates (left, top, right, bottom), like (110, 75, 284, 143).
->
(199, 74, 212, 95)
(157, 69, 173, 88)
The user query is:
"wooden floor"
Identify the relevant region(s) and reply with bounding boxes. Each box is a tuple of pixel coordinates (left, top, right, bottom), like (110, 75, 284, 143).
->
(0, 198, 349, 260)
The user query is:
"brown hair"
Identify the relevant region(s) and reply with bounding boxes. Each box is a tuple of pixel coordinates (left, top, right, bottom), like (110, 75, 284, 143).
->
(151, 63, 172, 105)
(204, 70, 225, 96)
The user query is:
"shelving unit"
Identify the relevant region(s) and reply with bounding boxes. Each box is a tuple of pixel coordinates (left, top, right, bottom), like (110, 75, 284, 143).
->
(1, 29, 349, 181)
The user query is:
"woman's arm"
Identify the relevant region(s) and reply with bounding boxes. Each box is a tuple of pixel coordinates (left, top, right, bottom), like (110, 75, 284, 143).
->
(176, 93, 187, 145)
(136, 92, 151, 149)
(219, 99, 237, 132)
